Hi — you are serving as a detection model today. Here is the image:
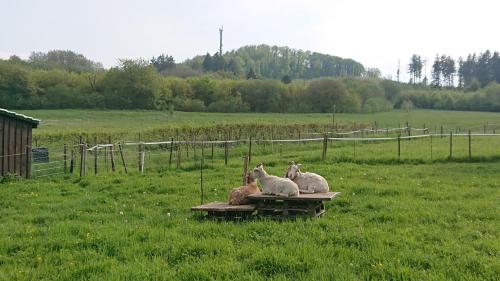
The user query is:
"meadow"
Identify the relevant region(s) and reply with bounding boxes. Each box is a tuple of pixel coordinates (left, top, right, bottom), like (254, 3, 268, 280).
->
(17, 109, 500, 144)
(1, 109, 499, 280)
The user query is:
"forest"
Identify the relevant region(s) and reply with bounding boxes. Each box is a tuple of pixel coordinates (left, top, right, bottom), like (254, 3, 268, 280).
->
(1, 47, 500, 113)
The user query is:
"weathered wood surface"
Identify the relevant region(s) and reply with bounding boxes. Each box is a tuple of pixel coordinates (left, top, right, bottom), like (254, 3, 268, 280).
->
(248, 192, 340, 201)
(191, 202, 256, 212)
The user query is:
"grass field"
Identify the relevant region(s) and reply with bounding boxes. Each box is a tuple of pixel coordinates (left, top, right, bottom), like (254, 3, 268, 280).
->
(1, 109, 500, 280)
(16, 109, 500, 144)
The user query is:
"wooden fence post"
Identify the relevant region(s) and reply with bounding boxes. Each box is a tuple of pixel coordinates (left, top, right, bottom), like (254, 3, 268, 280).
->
(176, 144, 181, 169)
(169, 138, 174, 168)
(353, 140, 356, 160)
(94, 137, 98, 175)
(79, 137, 83, 177)
(430, 134, 433, 162)
(211, 142, 214, 160)
(242, 156, 249, 186)
(63, 144, 67, 173)
(200, 152, 204, 205)
(248, 136, 252, 162)
(70, 147, 74, 174)
(118, 143, 127, 174)
(25, 146, 31, 179)
(224, 141, 228, 166)
(397, 134, 401, 162)
(108, 137, 115, 172)
(449, 131, 453, 160)
(83, 142, 87, 176)
(468, 130, 472, 160)
(139, 143, 145, 173)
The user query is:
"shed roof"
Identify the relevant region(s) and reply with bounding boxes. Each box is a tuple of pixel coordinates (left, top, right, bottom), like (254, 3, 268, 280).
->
(0, 108, 40, 128)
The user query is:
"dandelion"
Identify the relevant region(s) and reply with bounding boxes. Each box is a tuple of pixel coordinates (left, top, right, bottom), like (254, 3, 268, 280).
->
(120, 211, 124, 215)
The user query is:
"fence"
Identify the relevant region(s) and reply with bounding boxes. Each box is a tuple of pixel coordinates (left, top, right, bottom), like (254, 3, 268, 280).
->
(25, 125, 500, 179)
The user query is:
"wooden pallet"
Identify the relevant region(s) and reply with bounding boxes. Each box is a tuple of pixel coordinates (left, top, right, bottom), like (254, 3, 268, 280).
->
(248, 192, 340, 218)
(191, 201, 256, 219)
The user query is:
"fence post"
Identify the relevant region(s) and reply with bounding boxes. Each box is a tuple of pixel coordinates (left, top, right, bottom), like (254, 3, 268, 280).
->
(248, 136, 252, 162)
(242, 156, 249, 186)
(468, 130, 472, 161)
(200, 154, 204, 205)
(70, 147, 74, 174)
(169, 138, 174, 168)
(79, 137, 83, 177)
(63, 144, 67, 173)
(139, 142, 146, 173)
(118, 143, 127, 174)
(26, 145, 31, 179)
(83, 142, 87, 176)
(224, 141, 228, 166)
(353, 140, 356, 160)
(430, 134, 433, 162)
(109, 137, 116, 172)
(322, 134, 326, 161)
(397, 134, 401, 162)
(211, 142, 214, 160)
(449, 131, 453, 160)
(94, 137, 98, 175)
(176, 144, 181, 169)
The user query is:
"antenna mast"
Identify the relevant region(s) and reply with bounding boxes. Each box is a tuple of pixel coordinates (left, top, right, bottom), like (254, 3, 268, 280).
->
(219, 26, 223, 56)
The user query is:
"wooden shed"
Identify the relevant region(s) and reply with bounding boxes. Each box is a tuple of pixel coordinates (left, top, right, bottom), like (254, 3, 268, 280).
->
(0, 109, 39, 179)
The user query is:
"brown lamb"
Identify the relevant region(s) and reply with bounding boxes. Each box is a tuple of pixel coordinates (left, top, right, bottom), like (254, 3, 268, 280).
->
(228, 174, 260, 205)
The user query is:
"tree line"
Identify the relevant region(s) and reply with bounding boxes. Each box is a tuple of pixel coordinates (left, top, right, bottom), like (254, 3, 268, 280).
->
(0, 56, 392, 113)
(1, 49, 500, 113)
(406, 50, 500, 89)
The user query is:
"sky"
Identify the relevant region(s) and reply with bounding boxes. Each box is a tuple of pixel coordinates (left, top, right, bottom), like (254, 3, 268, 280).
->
(1, 0, 499, 81)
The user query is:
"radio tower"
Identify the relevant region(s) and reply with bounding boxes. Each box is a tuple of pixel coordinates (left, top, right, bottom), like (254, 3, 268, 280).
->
(219, 26, 224, 56)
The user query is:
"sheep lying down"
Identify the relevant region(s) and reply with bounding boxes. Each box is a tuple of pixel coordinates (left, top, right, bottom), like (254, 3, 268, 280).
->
(228, 174, 260, 205)
(252, 164, 299, 197)
(285, 162, 329, 194)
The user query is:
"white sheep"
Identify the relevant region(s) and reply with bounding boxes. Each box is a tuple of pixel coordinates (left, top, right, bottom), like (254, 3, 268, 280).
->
(251, 164, 299, 197)
(284, 162, 329, 194)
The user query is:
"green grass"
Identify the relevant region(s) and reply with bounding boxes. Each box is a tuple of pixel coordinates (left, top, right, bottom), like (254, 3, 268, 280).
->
(16, 109, 500, 144)
(1, 161, 499, 280)
(2, 109, 500, 280)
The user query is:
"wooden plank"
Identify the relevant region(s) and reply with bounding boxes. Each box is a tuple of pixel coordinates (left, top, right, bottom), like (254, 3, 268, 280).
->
(248, 192, 341, 201)
(8, 118, 15, 173)
(20, 123, 27, 178)
(26, 126, 32, 178)
(15, 120, 22, 176)
(3, 117, 9, 174)
(191, 202, 256, 212)
(0, 116, 4, 176)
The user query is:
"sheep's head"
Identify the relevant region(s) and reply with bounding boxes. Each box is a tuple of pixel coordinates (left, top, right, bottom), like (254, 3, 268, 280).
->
(251, 163, 265, 179)
(245, 173, 256, 184)
(285, 163, 302, 180)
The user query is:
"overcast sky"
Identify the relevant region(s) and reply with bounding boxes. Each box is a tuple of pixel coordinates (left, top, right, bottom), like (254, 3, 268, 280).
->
(1, 0, 498, 80)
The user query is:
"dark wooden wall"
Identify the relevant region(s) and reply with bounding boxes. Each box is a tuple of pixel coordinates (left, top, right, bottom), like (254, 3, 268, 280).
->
(0, 115, 32, 178)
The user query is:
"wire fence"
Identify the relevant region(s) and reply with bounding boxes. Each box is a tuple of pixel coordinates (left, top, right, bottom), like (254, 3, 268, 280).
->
(19, 125, 500, 179)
